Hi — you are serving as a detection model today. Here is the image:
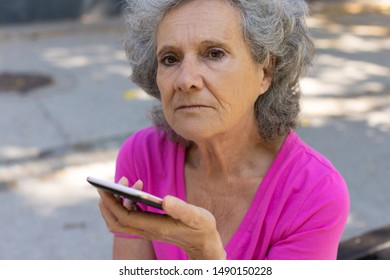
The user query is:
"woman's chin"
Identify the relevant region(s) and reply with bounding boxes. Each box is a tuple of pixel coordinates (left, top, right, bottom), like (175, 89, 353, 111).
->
(171, 123, 219, 142)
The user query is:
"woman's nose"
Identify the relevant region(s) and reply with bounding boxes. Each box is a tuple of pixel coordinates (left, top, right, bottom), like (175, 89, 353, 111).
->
(173, 57, 203, 92)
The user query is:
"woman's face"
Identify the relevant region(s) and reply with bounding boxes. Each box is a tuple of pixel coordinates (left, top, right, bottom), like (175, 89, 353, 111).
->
(156, 0, 271, 141)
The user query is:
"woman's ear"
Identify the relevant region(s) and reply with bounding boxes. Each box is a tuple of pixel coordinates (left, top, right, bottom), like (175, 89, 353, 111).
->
(259, 54, 275, 93)
(264, 54, 275, 80)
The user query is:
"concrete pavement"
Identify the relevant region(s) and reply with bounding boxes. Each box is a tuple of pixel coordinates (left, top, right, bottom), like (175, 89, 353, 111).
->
(0, 2, 389, 259)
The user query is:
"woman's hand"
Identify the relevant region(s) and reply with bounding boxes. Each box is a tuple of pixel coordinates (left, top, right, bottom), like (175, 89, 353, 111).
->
(97, 178, 226, 260)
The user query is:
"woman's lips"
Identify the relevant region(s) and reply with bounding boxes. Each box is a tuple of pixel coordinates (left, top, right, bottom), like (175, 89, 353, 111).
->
(176, 105, 211, 110)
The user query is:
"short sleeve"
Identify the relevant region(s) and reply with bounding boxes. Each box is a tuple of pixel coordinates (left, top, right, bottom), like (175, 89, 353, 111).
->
(115, 135, 138, 185)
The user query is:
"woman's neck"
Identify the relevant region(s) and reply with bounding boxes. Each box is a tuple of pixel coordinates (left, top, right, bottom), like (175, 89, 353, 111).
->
(185, 125, 284, 179)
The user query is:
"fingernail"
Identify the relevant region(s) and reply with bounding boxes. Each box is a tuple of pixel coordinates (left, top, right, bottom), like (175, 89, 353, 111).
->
(162, 195, 173, 211)
(133, 179, 143, 188)
(118, 176, 128, 185)
(123, 198, 131, 207)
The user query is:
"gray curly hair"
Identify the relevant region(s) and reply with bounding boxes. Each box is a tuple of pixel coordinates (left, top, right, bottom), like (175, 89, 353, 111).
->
(123, 0, 315, 143)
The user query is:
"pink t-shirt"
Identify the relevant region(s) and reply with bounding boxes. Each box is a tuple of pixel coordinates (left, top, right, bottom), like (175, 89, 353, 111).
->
(115, 126, 349, 260)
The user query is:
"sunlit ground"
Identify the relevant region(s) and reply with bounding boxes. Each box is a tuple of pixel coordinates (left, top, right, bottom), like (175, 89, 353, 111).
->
(302, 11, 390, 132)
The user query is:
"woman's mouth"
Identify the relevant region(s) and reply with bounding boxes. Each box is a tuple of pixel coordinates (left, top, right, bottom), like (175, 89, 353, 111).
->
(176, 105, 211, 110)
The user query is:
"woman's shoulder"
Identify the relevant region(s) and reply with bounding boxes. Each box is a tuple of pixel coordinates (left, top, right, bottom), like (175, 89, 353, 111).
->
(117, 126, 186, 199)
(268, 131, 349, 236)
(120, 126, 177, 151)
(274, 131, 349, 200)
(117, 126, 185, 171)
(281, 131, 341, 178)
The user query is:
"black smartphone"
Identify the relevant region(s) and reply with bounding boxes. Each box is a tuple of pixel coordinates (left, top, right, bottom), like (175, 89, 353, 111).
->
(87, 176, 163, 210)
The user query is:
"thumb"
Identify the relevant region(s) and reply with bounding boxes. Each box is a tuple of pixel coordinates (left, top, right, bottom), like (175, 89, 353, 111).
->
(163, 196, 214, 229)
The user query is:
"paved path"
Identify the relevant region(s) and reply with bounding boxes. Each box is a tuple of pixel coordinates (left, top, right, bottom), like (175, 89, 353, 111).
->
(0, 2, 389, 259)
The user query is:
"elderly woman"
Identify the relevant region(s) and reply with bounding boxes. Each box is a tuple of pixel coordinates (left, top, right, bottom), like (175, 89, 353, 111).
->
(97, 0, 349, 260)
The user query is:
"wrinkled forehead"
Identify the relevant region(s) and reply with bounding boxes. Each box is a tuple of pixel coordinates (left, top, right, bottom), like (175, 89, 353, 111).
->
(156, 0, 244, 46)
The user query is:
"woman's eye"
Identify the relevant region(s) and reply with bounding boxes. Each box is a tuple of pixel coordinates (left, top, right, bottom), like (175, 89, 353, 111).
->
(208, 49, 225, 60)
(161, 55, 178, 66)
